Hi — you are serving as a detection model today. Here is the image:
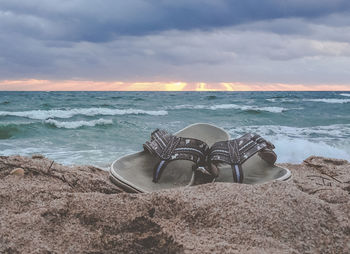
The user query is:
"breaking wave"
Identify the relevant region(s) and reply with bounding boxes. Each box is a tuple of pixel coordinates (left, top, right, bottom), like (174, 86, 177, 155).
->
(273, 138, 349, 163)
(0, 108, 168, 120)
(304, 99, 350, 104)
(171, 104, 291, 113)
(340, 93, 350, 97)
(228, 124, 350, 139)
(45, 118, 113, 129)
(227, 124, 350, 163)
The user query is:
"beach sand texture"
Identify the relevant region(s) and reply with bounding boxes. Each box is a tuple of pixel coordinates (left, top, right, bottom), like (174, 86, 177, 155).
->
(1, 155, 349, 253)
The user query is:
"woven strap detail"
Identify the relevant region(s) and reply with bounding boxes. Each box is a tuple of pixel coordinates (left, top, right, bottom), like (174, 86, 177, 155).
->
(208, 133, 276, 183)
(143, 129, 210, 182)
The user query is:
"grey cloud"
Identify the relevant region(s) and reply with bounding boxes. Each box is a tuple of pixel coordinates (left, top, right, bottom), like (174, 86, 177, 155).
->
(1, 0, 350, 42)
(2, 21, 349, 84)
(0, 0, 350, 85)
(235, 17, 350, 44)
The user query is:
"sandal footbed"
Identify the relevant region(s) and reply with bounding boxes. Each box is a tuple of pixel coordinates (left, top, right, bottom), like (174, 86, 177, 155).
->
(110, 123, 230, 192)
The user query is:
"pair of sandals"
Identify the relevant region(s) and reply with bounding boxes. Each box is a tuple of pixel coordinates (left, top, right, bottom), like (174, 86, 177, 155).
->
(109, 123, 291, 192)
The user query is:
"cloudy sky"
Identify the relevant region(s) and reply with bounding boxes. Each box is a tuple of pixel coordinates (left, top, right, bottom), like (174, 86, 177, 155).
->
(0, 0, 350, 90)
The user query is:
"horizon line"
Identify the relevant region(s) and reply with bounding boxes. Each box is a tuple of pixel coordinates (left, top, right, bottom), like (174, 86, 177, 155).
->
(0, 79, 349, 91)
(2, 90, 350, 92)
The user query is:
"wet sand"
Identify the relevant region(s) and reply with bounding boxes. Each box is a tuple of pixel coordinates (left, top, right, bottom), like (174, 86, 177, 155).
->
(1, 155, 349, 253)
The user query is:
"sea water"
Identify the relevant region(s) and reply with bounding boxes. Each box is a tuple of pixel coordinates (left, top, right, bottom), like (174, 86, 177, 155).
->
(0, 91, 349, 169)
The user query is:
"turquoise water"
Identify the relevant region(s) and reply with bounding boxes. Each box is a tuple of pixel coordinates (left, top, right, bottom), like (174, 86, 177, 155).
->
(0, 91, 349, 168)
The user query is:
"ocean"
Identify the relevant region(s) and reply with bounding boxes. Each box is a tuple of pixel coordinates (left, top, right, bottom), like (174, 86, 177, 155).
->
(0, 91, 349, 169)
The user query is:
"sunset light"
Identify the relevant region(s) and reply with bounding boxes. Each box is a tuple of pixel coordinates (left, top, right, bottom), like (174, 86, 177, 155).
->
(0, 79, 349, 91)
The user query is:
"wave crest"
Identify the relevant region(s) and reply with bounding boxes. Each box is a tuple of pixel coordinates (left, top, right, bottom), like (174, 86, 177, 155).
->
(304, 99, 350, 104)
(227, 124, 350, 163)
(45, 118, 113, 129)
(171, 104, 290, 113)
(0, 108, 168, 120)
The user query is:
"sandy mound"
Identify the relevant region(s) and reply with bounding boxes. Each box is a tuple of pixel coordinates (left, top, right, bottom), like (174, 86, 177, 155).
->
(0, 155, 349, 253)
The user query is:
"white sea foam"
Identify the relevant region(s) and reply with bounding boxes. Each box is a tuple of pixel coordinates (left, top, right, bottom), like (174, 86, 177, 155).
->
(209, 104, 241, 110)
(171, 104, 290, 113)
(266, 98, 298, 103)
(272, 138, 350, 163)
(0, 121, 36, 127)
(227, 124, 350, 163)
(258, 107, 289, 113)
(281, 99, 297, 102)
(340, 93, 350, 97)
(172, 104, 207, 110)
(304, 99, 350, 104)
(0, 108, 168, 120)
(228, 124, 350, 140)
(45, 118, 113, 129)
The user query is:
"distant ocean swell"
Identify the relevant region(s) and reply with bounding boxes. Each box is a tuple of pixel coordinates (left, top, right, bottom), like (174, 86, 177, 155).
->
(0, 108, 168, 120)
(0, 104, 299, 121)
(3, 99, 349, 123)
(2, 121, 348, 138)
(265, 98, 350, 104)
(169, 104, 293, 113)
(0, 119, 114, 135)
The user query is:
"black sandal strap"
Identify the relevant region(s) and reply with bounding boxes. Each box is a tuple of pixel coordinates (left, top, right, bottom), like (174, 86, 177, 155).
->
(143, 129, 210, 183)
(209, 133, 276, 183)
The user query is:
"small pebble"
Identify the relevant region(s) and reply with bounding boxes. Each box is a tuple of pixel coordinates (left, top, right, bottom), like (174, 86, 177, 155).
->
(10, 168, 25, 176)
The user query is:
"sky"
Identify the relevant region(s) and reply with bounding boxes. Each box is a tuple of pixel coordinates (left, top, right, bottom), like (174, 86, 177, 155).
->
(0, 0, 350, 91)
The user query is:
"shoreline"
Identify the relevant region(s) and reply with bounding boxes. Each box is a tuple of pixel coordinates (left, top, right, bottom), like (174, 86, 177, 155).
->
(1, 155, 349, 253)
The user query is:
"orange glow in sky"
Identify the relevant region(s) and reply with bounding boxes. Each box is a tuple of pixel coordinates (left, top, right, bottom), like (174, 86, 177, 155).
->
(0, 79, 349, 91)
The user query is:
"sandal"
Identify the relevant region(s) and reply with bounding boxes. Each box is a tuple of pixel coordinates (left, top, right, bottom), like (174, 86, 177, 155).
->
(109, 123, 229, 192)
(208, 133, 291, 184)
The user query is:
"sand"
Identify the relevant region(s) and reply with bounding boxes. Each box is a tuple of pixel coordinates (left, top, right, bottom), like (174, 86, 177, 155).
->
(0, 155, 349, 253)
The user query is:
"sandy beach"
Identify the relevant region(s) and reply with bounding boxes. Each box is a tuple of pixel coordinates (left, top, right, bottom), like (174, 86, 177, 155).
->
(0, 155, 349, 253)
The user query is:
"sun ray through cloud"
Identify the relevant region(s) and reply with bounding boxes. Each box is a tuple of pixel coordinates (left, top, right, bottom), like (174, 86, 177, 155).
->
(0, 79, 349, 91)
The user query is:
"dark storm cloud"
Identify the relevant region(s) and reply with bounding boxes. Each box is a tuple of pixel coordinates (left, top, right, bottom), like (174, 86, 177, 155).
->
(1, 0, 350, 42)
(0, 0, 350, 85)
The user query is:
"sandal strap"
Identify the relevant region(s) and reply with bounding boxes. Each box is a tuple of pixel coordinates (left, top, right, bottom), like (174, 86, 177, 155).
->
(208, 133, 276, 183)
(143, 129, 210, 183)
